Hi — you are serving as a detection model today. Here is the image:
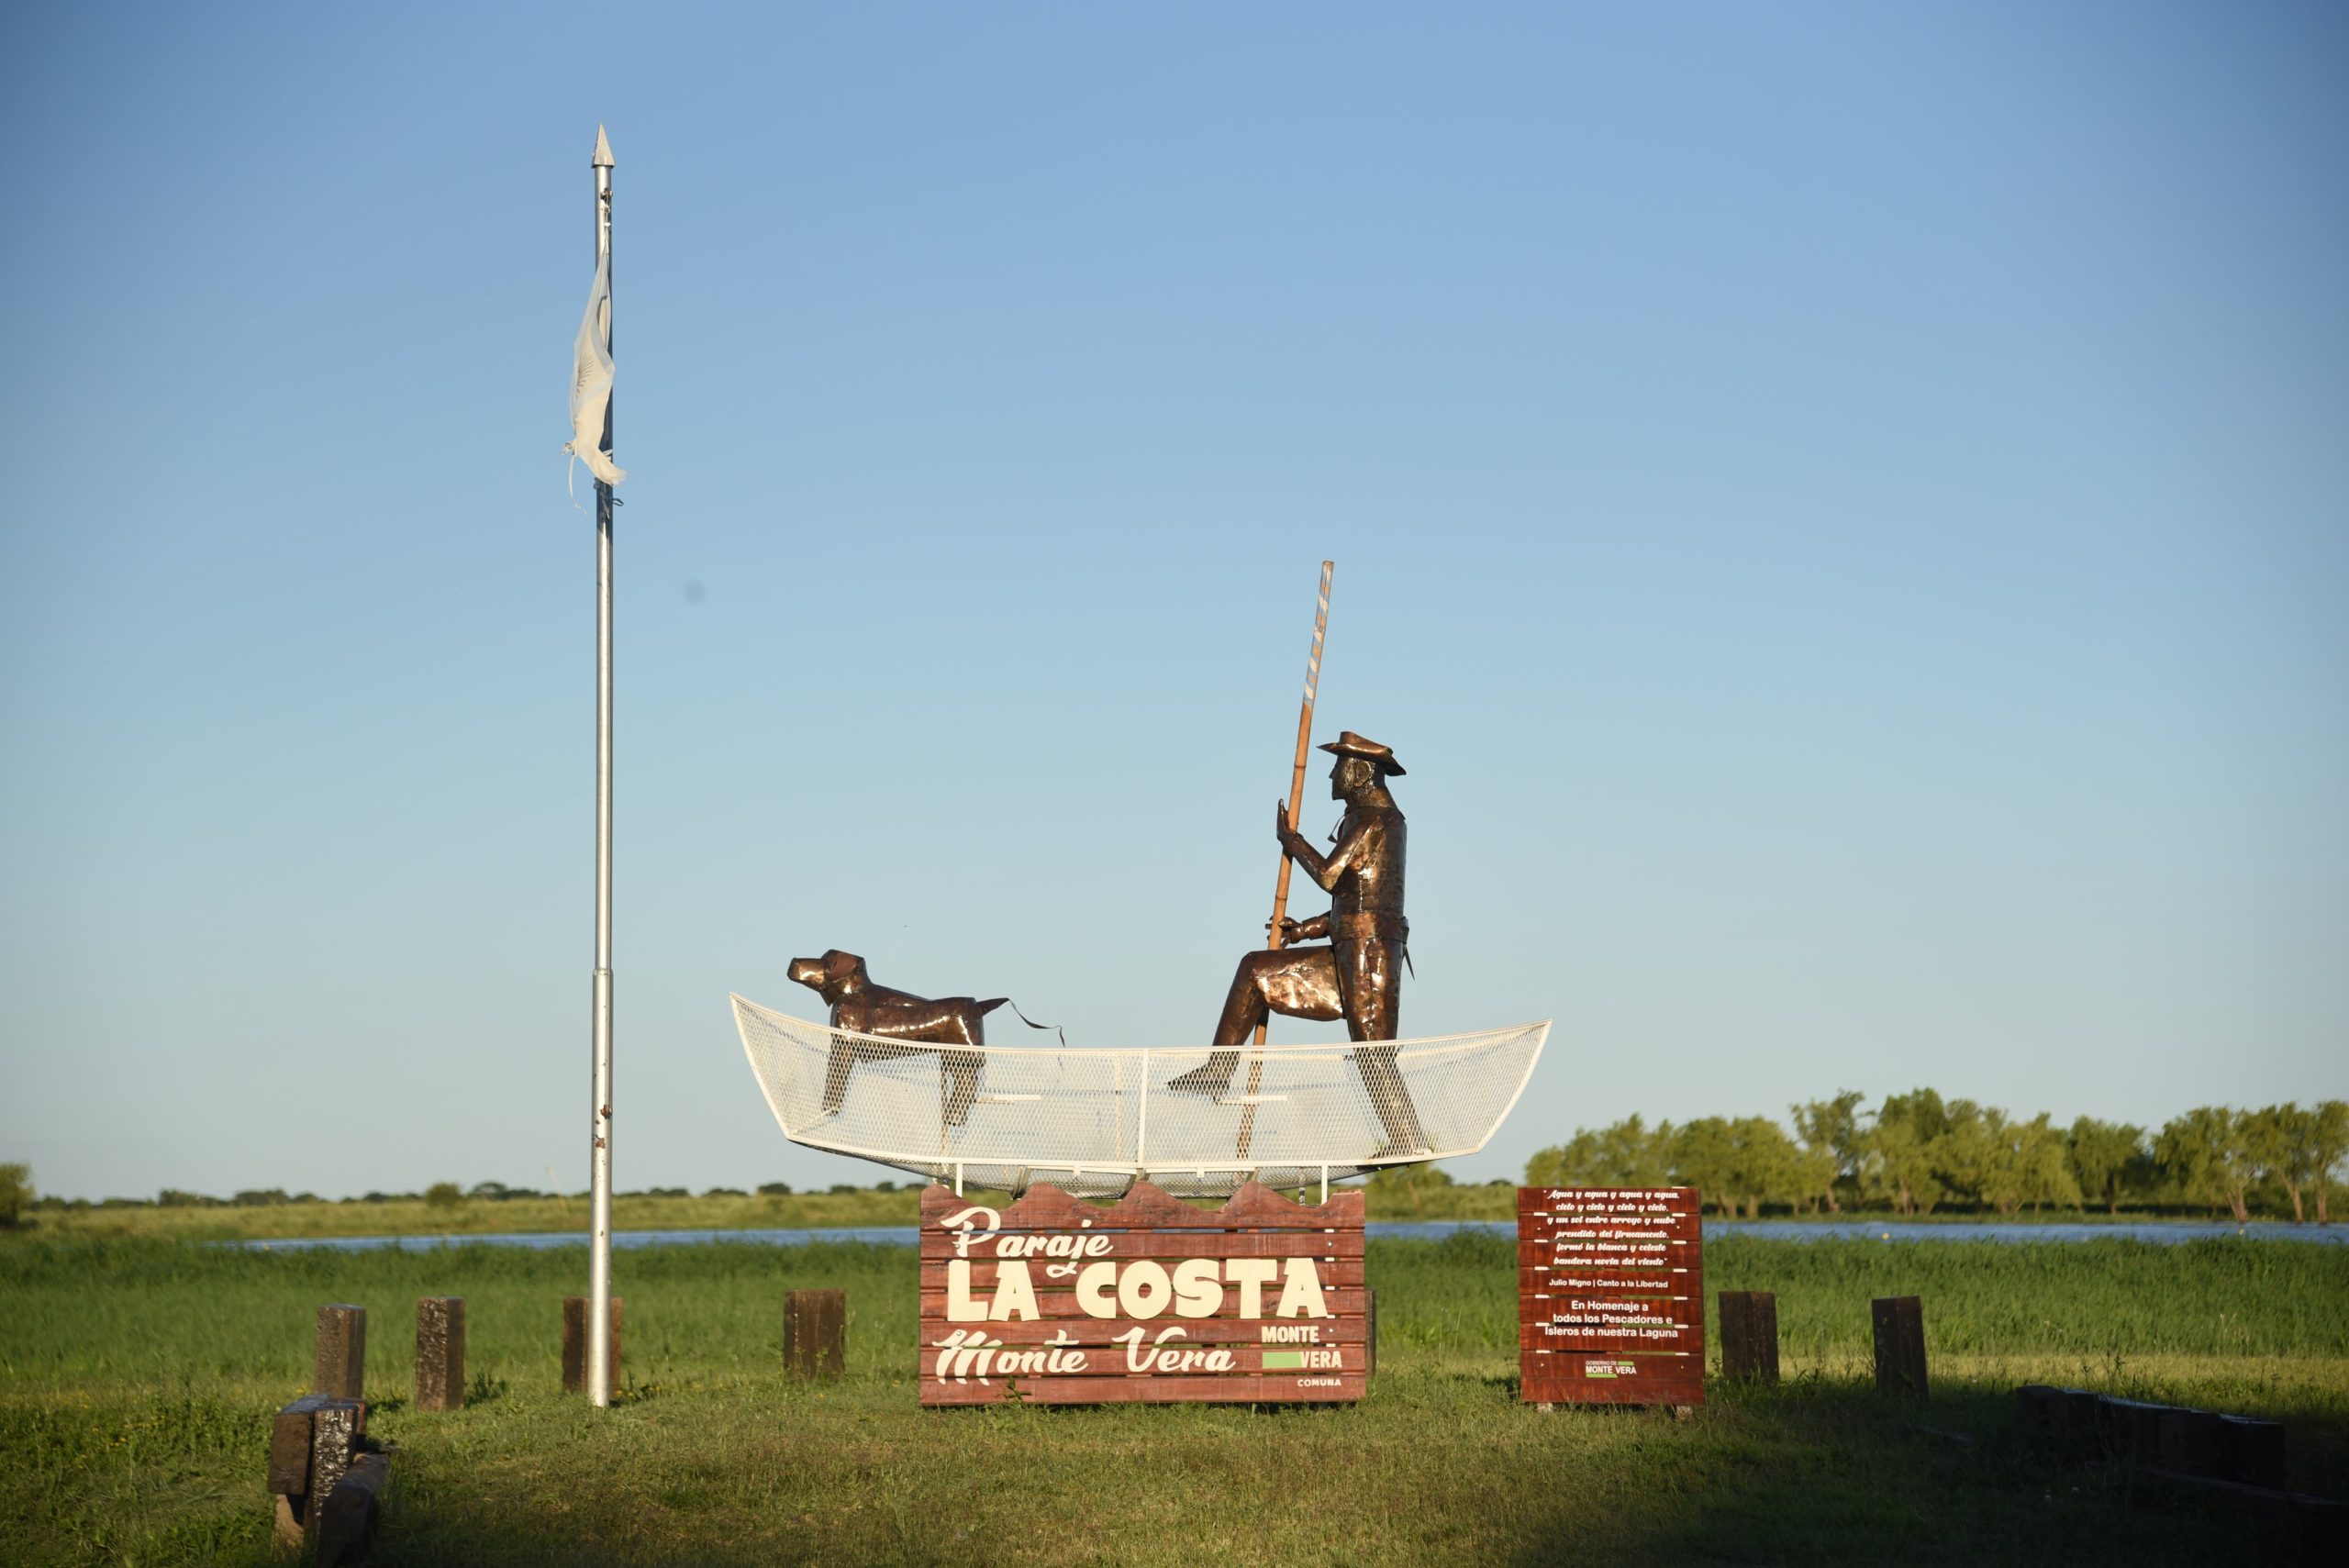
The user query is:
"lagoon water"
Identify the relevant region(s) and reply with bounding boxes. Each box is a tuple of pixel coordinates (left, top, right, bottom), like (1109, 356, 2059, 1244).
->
(241, 1218, 2349, 1253)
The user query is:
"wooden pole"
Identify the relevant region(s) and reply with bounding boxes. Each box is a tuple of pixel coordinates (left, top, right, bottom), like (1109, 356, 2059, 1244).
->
(784, 1288, 847, 1379)
(1870, 1295, 1927, 1398)
(1237, 561, 1333, 1162)
(313, 1304, 366, 1401)
(415, 1297, 466, 1411)
(1718, 1290, 1779, 1384)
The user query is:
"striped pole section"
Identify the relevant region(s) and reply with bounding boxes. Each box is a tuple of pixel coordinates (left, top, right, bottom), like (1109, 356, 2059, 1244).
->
(1237, 560, 1334, 1162)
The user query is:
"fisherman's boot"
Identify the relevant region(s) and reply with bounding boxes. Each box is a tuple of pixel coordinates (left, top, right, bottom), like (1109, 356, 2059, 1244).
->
(1165, 1051, 1239, 1096)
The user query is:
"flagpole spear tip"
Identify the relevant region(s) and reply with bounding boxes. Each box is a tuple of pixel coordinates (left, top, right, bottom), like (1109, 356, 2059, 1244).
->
(593, 125, 616, 168)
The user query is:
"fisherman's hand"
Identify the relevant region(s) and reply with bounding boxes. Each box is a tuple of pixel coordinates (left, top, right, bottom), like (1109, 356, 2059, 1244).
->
(1271, 914, 1326, 943)
(1275, 802, 1297, 844)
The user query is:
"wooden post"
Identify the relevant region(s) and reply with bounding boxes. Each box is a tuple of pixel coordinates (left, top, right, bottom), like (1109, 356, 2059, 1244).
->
(1237, 560, 1333, 1161)
(270, 1396, 362, 1542)
(315, 1451, 392, 1568)
(562, 1296, 623, 1393)
(1870, 1296, 1927, 1398)
(268, 1393, 328, 1546)
(314, 1304, 366, 1400)
(1717, 1291, 1779, 1384)
(2221, 1415, 2287, 1489)
(416, 1297, 465, 1411)
(784, 1288, 846, 1379)
(2158, 1406, 2226, 1478)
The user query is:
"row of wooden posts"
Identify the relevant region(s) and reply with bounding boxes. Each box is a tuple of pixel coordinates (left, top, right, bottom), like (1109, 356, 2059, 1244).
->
(1716, 1290, 1931, 1397)
(314, 1288, 1912, 1408)
(302, 1288, 852, 1409)
(272, 1290, 849, 1559)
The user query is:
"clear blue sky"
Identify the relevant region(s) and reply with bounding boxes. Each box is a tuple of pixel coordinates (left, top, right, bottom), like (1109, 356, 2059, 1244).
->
(3, 3, 2343, 1201)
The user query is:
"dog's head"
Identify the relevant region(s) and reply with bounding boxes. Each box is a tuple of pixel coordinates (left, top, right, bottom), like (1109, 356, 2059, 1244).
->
(787, 949, 869, 1003)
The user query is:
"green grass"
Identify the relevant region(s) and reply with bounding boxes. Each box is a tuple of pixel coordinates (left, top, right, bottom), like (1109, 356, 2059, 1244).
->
(2, 1234, 2343, 1566)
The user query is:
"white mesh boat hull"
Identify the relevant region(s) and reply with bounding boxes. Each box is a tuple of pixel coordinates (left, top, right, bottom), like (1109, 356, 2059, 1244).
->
(731, 993, 1549, 1198)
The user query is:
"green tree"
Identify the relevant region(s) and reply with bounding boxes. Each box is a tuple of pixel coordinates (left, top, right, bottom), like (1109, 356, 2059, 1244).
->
(1524, 1116, 1675, 1189)
(1789, 1091, 1866, 1212)
(0, 1162, 30, 1228)
(423, 1181, 465, 1212)
(1928, 1098, 1998, 1208)
(1865, 1091, 1950, 1215)
(2241, 1105, 2302, 1221)
(2311, 1101, 2349, 1225)
(1367, 1162, 1454, 1216)
(1670, 1118, 1740, 1217)
(1731, 1116, 1809, 1217)
(2155, 1107, 2254, 1223)
(2066, 1118, 2146, 1215)
(1669, 1118, 1802, 1218)
(2017, 1115, 2083, 1212)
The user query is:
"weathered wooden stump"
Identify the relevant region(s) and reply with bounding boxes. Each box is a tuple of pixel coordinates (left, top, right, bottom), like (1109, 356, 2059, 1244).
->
(2014, 1384, 2058, 1444)
(1869, 1296, 1926, 1398)
(2158, 1405, 2226, 1478)
(2057, 1387, 2104, 1459)
(314, 1303, 367, 1400)
(267, 1393, 363, 1544)
(784, 1288, 845, 1379)
(416, 1296, 465, 1411)
(268, 1393, 328, 1545)
(316, 1450, 393, 1567)
(1718, 1291, 1779, 1384)
(2219, 1414, 2287, 1489)
(2101, 1396, 2171, 1467)
(562, 1296, 623, 1393)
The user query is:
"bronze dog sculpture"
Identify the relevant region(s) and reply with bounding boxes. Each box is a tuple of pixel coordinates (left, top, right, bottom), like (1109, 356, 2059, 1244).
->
(788, 950, 1000, 1127)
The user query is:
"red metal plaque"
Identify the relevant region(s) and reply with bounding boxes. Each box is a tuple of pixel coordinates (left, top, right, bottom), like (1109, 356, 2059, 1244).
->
(1519, 1186, 1704, 1407)
(918, 1181, 1366, 1406)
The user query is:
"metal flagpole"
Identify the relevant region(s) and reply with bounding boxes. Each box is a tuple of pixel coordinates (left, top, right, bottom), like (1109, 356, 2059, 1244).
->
(1236, 561, 1333, 1162)
(587, 123, 617, 1409)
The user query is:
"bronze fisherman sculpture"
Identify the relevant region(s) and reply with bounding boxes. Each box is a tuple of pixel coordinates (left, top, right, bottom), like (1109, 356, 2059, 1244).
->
(1170, 730, 1431, 1158)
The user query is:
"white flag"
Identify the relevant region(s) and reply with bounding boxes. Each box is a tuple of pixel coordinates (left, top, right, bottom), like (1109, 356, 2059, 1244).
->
(563, 250, 625, 489)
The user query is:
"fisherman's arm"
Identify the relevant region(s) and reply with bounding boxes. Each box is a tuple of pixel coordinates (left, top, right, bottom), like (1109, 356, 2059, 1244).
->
(1276, 803, 1374, 894)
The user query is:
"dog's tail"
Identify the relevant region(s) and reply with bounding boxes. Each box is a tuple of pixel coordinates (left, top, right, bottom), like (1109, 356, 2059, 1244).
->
(983, 998, 1068, 1049)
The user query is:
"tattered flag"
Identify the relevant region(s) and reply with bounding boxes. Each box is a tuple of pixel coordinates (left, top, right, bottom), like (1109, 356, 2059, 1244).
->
(563, 250, 625, 491)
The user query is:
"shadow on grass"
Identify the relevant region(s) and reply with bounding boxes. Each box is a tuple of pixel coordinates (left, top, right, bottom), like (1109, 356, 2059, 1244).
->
(1503, 1381, 2315, 1568)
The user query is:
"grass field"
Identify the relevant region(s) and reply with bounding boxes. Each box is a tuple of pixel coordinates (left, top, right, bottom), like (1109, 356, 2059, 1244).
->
(3, 1232, 2343, 1566)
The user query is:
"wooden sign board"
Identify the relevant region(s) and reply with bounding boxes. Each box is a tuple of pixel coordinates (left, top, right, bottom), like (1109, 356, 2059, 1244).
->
(918, 1180, 1366, 1406)
(1519, 1185, 1704, 1407)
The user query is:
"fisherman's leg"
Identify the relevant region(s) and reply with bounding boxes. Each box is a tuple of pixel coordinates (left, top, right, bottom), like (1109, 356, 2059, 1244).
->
(1172, 948, 1341, 1094)
(1338, 941, 1429, 1155)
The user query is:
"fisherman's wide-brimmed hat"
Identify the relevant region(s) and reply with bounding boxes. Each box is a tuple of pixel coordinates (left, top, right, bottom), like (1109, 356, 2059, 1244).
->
(1319, 730, 1405, 776)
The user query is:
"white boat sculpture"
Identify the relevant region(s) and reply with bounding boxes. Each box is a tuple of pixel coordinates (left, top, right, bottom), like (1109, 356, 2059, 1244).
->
(732, 992, 1550, 1198)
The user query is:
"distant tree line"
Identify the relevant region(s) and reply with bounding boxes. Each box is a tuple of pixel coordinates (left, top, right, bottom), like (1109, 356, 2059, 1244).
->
(13, 1173, 917, 1212)
(1525, 1093, 2349, 1222)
